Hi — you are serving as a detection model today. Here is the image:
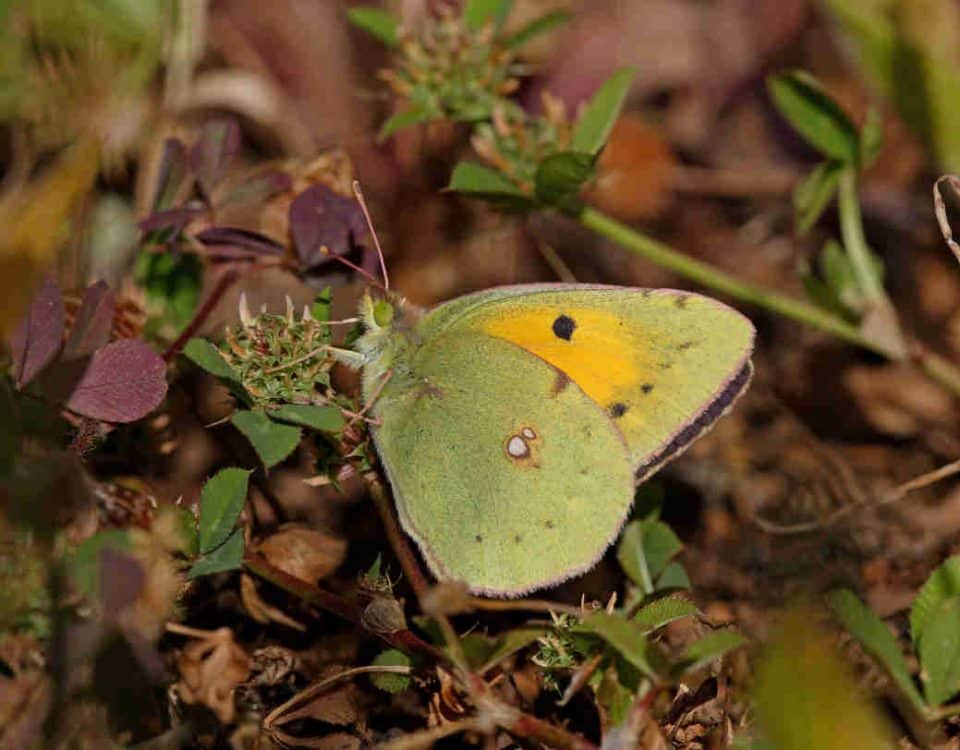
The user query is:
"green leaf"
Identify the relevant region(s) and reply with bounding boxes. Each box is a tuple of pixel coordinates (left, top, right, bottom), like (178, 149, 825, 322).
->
(632, 596, 698, 633)
(826, 589, 926, 711)
(822, 0, 960, 173)
(676, 630, 746, 675)
(463, 0, 513, 31)
(860, 107, 884, 168)
(447, 161, 535, 209)
(819, 239, 857, 302)
(377, 107, 433, 141)
(134, 249, 202, 329)
(370, 649, 412, 693)
(767, 71, 860, 164)
(504, 10, 570, 49)
(269, 404, 345, 433)
(310, 287, 333, 323)
(919, 597, 960, 706)
(534, 151, 595, 208)
(70, 529, 131, 599)
(794, 161, 842, 234)
(231, 410, 302, 469)
(571, 68, 635, 155)
(911, 555, 960, 646)
(197, 467, 251, 554)
(183, 338, 245, 386)
(478, 625, 547, 674)
(345, 7, 399, 48)
(656, 561, 691, 591)
(617, 519, 683, 594)
(579, 612, 667, 679)
(188, 527, 244, 579)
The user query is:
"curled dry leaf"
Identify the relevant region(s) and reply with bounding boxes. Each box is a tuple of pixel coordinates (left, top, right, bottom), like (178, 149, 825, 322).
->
(176, 627, 251, 724)
(845, 364, 955, 438)
(585, 113, 676, 222)
(421, 580, 474, 617)
(241, 573, 306, 631)
(256, 525, 347, 582)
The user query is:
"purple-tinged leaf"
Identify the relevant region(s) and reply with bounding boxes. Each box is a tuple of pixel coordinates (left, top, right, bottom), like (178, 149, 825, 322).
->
(99, 547, 145, 615)
(290, 184, 370, 268)
(65, 339, 168, 423)
(63, 281, 115, 359)
(153, 138, 190, 211)
(137, 203, 205, 233)
(190, 120, 241, 200)
(222, 169, 293, 206)
(195, 227, 286, 259)
(9, 277, 65, 387)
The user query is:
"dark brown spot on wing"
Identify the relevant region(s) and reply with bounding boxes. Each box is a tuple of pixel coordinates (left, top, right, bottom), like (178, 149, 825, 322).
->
(641, 384, 654, 394)
(551, 370, 571, 396)
(609, 402, 628, 418)
(552, 314, 576, 341)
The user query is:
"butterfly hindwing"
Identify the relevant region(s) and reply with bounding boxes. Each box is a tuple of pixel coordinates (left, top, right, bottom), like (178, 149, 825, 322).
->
(370, 330, 635, 596)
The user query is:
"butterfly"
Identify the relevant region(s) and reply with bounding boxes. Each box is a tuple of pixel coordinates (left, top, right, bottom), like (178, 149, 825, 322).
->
(355, 283, 754, 596)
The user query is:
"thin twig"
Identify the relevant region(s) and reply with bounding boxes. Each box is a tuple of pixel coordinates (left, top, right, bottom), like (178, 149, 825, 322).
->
(374, 718, 486, 750)
(264, 664, 413, 731)
(365, 472, 432, 601)
(754, 458, 960, 535)
(242, 551, 445, 661)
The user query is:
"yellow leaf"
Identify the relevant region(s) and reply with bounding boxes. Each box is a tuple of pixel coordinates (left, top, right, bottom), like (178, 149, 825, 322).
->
(0, 137, 99, 337)
(754, 604, 896, 750)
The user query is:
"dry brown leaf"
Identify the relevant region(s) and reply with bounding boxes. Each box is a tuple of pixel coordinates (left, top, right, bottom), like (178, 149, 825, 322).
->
(241, 573, 306, 631)
(257, 525, 347, 583)
(175, 627, 251, 724)
(586, 113, 676, 222)
(845, 364, 955, 438)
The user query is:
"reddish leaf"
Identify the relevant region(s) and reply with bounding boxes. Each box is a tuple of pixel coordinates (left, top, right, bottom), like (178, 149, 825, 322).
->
(137, 204, 205, 234)
(153, 138, 190, 211)
(222, 169, 293, 206)
(195, 227, 286, 259)
(290, 184, 370, 268)
(99, 547, 145, 615)
(9, 277, 64, 387)
(63, 281, 115, 359)
(190, 120, 241, 200)
(65, 339, 168, 423)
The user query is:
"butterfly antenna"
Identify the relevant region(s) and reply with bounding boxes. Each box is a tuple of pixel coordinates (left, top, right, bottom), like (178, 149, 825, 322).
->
(353, 180, 390, 290)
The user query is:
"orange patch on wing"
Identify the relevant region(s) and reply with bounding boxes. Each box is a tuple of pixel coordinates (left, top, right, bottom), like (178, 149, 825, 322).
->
(475, 306, 654, 407)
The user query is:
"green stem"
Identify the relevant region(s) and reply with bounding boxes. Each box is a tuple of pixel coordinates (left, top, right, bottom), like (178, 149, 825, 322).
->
(579, 207, 882, 353)
(837, 168, 885, 301)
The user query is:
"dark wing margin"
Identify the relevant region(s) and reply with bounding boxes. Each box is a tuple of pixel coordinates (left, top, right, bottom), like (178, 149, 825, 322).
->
(635, 361, 753, 482)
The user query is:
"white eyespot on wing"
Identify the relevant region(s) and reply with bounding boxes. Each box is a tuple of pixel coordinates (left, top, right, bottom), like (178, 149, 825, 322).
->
(506, 435, 529, 458)
(521, 427, 536, 439)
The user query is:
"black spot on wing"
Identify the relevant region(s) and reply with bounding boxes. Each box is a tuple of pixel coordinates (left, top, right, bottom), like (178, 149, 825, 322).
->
(475, 535, 483, 543)
(514, 534, 523, 544)
(552, 314, 576, 341)
(544, 520, 555, 529)
(641, 384, 654, 394)
(609, 402, 628, 418)
(635, 362, 752, 481)
(675, 295, 690, 309)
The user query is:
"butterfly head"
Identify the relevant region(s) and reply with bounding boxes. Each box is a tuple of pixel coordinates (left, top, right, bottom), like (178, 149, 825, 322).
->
(355, 291, 420, 384)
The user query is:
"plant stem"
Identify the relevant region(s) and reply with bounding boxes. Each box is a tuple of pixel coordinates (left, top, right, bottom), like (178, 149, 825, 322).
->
(579, 207, 878, 351)
(837, 168, 885, 301)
